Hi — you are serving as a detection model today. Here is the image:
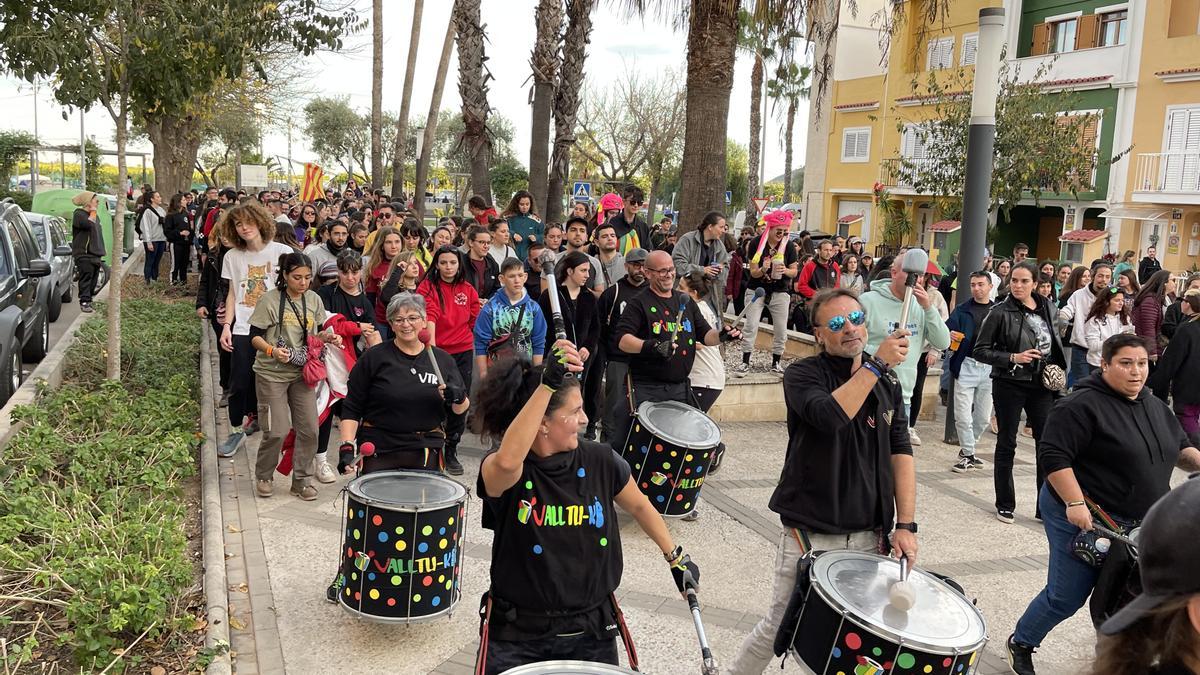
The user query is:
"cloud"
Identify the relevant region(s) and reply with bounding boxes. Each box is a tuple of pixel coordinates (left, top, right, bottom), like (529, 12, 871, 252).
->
(603, 42, 673, 58)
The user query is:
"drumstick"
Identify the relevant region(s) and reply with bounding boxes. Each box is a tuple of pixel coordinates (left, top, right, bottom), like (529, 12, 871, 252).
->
(889, 554, 916, 611)
(1093, 524, 1138, 549)
(538, 249, 569, 341)
(417, 329, 446, 386)
(731, 287, 767, 332)
(350, 442, 376, 467)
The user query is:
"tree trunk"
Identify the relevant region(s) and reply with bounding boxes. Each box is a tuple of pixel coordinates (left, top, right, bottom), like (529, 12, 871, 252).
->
(370, 0, 384, 189)
(146, 113, 203, 195)
(647, 162, 663, 227)
(783, 99, 795, 203)
(529, 0, 563, 211)
(391, 0, 424, 198)
(454, 0, 492, 204)
(546, 0, 594, 223)
(108, 108, 127, 381)
(746, 51, 763, 216)
(414, 7, 457, 219)
(678, 0, 740, 235)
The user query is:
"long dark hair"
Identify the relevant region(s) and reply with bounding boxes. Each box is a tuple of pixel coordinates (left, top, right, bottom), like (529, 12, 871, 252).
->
(504, 190, 538, 218)
(1134, 269, 1173, 308)
(167, 192, 185, 215)
(1059, 266, 1090, 305)
(424, 245, 466, 287)
(1085, 286, 1130, 324)
(472, 356, 580, 443)
(273, 252, 313, 290)
(555, 250, 591, 287)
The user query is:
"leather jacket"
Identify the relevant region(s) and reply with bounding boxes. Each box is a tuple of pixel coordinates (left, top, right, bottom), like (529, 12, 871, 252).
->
(972, 294, 1066, 383)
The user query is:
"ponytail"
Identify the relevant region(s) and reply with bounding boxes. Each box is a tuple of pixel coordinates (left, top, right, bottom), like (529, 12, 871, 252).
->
(274, 252, 313, 290)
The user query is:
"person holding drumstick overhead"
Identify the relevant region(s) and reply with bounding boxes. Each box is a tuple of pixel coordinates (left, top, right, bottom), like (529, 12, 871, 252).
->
(472, 340, 700, 674)
(729, 288, 917, 675)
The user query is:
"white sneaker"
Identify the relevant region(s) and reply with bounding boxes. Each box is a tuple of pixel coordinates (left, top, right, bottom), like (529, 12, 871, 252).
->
(908, 428, 922, 446)
(732, 362, 750, 378)
(771, 362, 785, 375)
(315, 461, 337, 484)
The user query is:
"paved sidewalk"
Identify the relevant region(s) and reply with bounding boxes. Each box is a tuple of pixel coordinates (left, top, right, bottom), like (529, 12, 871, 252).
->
(207, 338, 1157, 675)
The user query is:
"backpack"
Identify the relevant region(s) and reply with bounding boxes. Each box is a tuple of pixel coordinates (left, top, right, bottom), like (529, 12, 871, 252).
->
(133, 207, 148, 238)
(486, 302, 527, 362)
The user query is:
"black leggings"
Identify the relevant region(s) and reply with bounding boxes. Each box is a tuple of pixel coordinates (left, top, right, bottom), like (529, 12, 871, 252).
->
(317, 400, 342, 456)
(444, 350, 473, 452)
(583, 352, 604, 432)
(208, 313, 231, 389)
(910, 351, 930, 427)
(228, 335, 258, 429)
(171, 242, 191, 283)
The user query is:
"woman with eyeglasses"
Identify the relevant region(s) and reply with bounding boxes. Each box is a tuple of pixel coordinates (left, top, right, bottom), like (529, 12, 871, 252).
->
(417, 246, 481, 475)
(294, 204, 318, 247)
(1083, 287, 1135, 373)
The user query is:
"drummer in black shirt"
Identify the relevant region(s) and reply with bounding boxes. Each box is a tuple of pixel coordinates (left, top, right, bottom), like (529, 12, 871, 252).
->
(611, 250, 740, 451)
(472, 341, 699, 674)
(729, 288, 918, 675)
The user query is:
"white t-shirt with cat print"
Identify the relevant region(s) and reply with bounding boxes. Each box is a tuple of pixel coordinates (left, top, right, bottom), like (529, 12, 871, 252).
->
(221, 242, 294, 335)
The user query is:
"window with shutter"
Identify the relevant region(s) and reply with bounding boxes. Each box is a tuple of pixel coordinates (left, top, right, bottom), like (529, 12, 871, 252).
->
(1098, 10, 1128, 46)
(926, 37, 954, 70)
(1050, 18, 1078, 53)
(961, 33, 979, 65)
(1164, 108, 1200, 192)
(1030, 22, 1050, 56)
(841, 128, 871, 163)
(1075, 14, 1100, 50)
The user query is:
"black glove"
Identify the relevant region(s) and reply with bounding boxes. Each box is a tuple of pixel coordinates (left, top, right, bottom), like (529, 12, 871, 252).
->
(443, 384, 466, 405)
(541, 343, 571, 391)
(667, 546, 700, 594)
(719, 325, 741, 343)
(337, 441, 356, 474)
(641, 337, 673, 359)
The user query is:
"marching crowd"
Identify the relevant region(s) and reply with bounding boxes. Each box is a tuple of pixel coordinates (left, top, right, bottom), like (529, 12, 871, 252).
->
(81, 177, 1200, 674)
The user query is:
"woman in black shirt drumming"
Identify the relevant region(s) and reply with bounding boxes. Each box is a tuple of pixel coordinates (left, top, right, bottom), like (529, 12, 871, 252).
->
(336, 292, 469, 474)
(472, 344, 700, 674)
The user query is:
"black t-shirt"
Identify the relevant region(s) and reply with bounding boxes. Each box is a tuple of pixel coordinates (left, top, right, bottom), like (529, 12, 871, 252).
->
(317, 285, 375, 355)
(614, 288, 714, 384)
(478, 440, 631, 638)
(341, 341, 464, 450)
(596, 278, 644, 362)
(746, 237, 799, 294)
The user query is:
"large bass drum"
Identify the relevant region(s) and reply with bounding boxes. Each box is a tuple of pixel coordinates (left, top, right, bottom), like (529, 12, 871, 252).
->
(621, 400, 721, 518)
(782, 550, 988, 675)
(500, 662, 637, 674)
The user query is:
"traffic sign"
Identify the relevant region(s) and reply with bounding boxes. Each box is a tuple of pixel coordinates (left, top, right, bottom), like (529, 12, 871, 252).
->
(725, 190, 732, 205)
(752, 197, 769, 214)
(572, 181, 592, 202)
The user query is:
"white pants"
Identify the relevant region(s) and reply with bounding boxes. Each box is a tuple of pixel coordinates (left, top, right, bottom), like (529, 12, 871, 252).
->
(742, 289, 791, 356)
(728, 529, 881, 675)
(953, 357, 993, 456)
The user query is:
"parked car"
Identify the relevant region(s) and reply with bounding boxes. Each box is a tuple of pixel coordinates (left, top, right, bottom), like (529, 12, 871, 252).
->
(0, 199, 54, 403)
(24, 212, 75, 321)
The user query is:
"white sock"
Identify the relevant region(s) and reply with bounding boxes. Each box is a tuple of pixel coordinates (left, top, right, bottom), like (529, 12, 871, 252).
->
(317, 451, 328, 465)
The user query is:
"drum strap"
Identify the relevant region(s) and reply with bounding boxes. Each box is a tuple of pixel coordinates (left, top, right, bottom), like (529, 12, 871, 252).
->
(611, 592, 640, 671)
(790, 528, 812, 554)
(474, 594, 493, 675)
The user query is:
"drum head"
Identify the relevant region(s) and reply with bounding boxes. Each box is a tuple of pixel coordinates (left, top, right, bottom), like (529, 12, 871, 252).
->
(349, 471, 467, 511)
(811, 551, 987, 652)
(499, 662, 637, 674)
(634, 400, 721, 449)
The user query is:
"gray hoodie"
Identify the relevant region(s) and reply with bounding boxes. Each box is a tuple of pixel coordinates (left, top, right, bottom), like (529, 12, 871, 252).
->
(138, 205, 166, 243)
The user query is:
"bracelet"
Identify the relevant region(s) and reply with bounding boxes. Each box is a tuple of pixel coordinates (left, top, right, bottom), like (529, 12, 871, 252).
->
(860, 361, 883, 379)
(266, 346, 273, 358)
(1066, 500, 1086, 508)
(664, 545, 683, 565)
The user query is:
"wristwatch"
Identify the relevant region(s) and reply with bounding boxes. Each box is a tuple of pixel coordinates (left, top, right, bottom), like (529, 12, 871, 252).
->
(894, 522, 919, 533)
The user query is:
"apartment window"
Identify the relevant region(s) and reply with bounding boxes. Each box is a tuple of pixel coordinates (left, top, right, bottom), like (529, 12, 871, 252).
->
(961, 33, 979, 66)
(926, 37, 955, 70)
(841, 128, 871, 163)
(1050, 18, 1078, 53)
(1099, 10, 1129, 46)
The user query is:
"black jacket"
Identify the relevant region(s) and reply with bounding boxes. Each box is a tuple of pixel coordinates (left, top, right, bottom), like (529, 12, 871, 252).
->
(164, 211, 191, 245)
(770, 352, 912, 534)
(973, 293, 1066, 384)
(1149, 316, 1200, 413)
(196, 244, 228, 311)
(463, 253, 500, 302)
(71, 208, 106, 258)
(538, 287, 599, 357)
(1162, 298, 1186, 340)
(1039, 372, 1188, 519)
(1138, 256, 1162, 284)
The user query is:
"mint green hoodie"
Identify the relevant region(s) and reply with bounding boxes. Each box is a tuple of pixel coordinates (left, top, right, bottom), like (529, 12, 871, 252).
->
(858, 277, 951, 404)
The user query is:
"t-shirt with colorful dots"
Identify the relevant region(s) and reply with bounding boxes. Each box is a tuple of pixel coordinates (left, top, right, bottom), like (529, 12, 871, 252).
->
(614, 288, 714, 384)
(477, 440, 631, 640)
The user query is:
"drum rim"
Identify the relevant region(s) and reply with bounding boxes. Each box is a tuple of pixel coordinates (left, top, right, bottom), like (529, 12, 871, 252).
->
(808, 551, 989, 654)
(347, 470, 468, 511)
(632, 400, 721, 449)
(336, 590, 461, 624)
(496, 660, 639, 674)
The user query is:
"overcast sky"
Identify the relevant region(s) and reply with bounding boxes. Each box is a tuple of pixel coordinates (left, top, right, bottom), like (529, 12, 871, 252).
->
(0, 1, 815, 184)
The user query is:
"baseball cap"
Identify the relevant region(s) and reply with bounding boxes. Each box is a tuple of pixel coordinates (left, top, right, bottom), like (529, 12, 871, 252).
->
(625, 248, 648, 264)
(1100, 474, 1200, 635)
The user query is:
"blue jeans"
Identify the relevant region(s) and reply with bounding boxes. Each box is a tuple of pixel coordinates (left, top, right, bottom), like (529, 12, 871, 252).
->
(1013, 485, 1100, 647)
(143, 241, 167, 281)
(1067, 345, 1091, 388)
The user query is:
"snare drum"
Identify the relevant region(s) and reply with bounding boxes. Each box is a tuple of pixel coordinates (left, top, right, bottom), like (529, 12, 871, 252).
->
(336, 471, 467, 622)
(786, 551, 988, 675)
(499, 662, 637, 674)
(621, 400, 721, 517)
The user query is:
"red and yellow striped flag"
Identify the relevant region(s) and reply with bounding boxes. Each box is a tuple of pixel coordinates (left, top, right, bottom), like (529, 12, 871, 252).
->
(300, 163, 325, 202)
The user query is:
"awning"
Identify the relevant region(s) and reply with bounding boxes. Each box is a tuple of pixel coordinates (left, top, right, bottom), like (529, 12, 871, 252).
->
(1099, 205, 1173, 221)
(1059, 229, 1108, 243)
(929, 220, 961, 232)
(837, 214, 864, 225)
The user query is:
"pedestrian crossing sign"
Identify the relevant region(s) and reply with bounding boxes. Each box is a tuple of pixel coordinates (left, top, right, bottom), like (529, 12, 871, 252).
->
(573, 182, 591, 202)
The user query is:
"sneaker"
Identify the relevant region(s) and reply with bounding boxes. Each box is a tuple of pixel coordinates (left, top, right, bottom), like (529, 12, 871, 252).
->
(1006, 633, 1037, 675)
(708, 443, 726, 476)
(771, 361, 785, 375)
(682, 507, 700, 522)
(244, 415, 260, 436)
(732, 362, 750, 378)
(908, 428, 922, 446)
(291, 483, 318, 501)
(968, 455, 985, 469)
(325, 581, 339, 604)
(80, 302, 94, 313)
(218, 391, 229, 408)
(996, 510, 1015, 524)
(939, 389, 949, 407)
(444, 449, 464, 476)
(315, 461, 337, 484)
(217, 431, 245, 458)
(256, 480, 273, 497)
(951, 456, 975, 474)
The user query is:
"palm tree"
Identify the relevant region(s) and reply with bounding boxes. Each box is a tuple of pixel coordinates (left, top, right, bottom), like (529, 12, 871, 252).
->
(529, 0, 564, 210)
(413, 2, 458, 218)
(767, 59, 810, 204)
(390, 0, 424, 199)
(546, 0, 595, 223)
(370, 0, 384, 189)
(737, 11, 792, 218)
(454, 0, 493, 203)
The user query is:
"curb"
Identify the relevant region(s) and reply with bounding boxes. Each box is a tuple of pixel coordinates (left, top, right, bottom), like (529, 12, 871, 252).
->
(0, 249, 142, 454)
(200, 327, 233, 675)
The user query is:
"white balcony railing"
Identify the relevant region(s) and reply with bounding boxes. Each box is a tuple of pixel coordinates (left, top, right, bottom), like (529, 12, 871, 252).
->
(880, 157, 939, 190)
(1134, 152, 1200, 194)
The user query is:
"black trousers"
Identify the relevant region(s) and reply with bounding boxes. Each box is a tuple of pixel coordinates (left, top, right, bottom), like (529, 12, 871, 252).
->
(482, 636, 618, 675)
(910, 351, 931, 428)
(171, 242, 191, 283)
(317, 400, 343, 456)
(692, 386, 722, 413)
(208, 313, 232, 389)
(228, 335, 258, 429)
(992, 378, 1053, 513)
(583, 349, 605, 433)
(609, 378, 692, 454)
(444, 349, 473, 453)
(76, 255, 100, 303)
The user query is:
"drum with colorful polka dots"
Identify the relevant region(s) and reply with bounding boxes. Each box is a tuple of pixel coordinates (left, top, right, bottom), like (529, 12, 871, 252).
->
(622, 400, 721, 518)
(336, 471, 468, 622)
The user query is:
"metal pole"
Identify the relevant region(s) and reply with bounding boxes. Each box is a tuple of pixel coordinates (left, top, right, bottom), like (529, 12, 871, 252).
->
(79, 112, 87, 188)
(59, 150, 65, 188)
(957, 7, 1006, 292)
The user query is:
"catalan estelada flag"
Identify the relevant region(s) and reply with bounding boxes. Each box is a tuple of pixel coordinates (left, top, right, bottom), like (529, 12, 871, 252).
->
(300, 163, 325, 202)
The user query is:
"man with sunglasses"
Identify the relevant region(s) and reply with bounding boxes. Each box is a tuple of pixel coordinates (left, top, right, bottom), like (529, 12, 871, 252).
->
(729, 288, 917, 674)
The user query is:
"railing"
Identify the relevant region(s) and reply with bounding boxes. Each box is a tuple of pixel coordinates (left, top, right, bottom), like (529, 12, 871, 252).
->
(879, 157, 938, 189)
(1134, 152, 1200, 194)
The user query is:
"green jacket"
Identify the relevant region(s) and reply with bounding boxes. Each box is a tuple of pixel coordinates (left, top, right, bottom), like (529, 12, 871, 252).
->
(859, 278, 951, 404)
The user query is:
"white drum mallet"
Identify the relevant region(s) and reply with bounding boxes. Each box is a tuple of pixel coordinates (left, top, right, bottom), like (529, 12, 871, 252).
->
(889, 554, 917, 612)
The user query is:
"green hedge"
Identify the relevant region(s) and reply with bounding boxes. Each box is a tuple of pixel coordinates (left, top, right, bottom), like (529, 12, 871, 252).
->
(0, 298, 201, 670)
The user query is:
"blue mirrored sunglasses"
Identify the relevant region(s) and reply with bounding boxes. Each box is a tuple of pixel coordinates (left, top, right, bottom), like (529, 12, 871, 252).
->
(826, 310, 866, 333)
